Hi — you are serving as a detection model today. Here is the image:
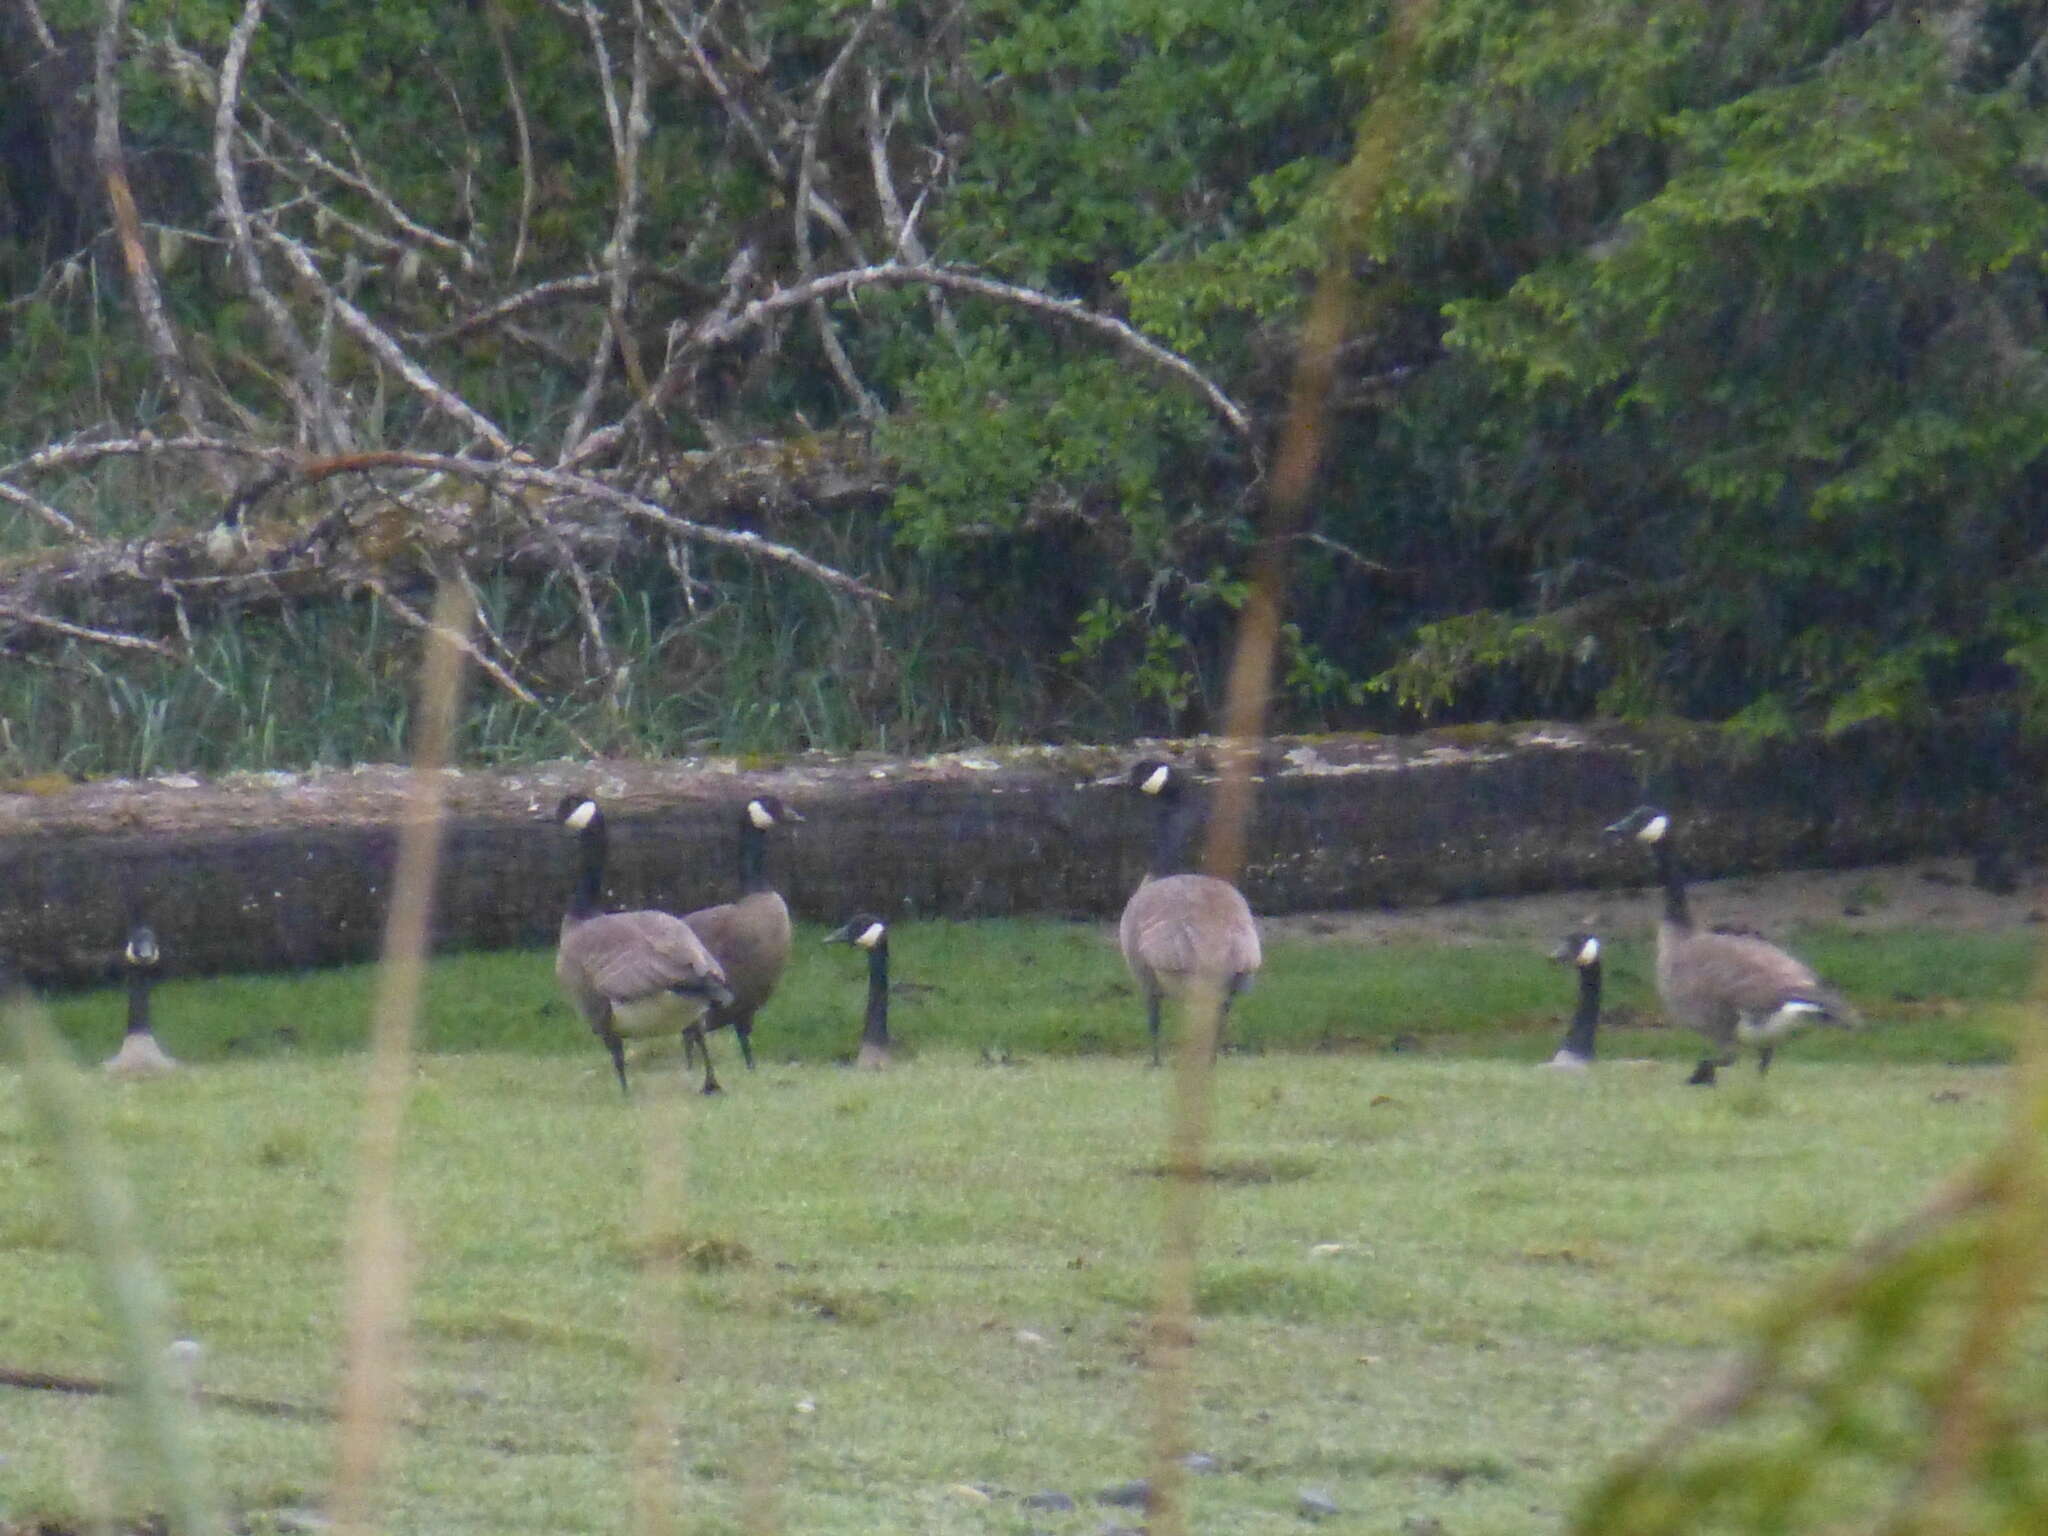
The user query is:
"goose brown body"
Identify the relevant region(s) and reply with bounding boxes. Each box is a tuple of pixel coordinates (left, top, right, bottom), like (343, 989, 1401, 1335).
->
(554, 795, 731, 1092)
(678, 796, 800, 1093)
(1113, 760, 1263, 1063)
(1608, 805, 1855, 1085)
(1119, 874, 1263, 1002)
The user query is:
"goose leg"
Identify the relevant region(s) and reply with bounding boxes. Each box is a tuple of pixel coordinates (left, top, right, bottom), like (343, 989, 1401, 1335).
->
(695, 1028, 724, 1095)
(600, 1023, 629, 1094)
(735, 1015, 756, 1071)
(1686, 1058, 1719, 1087)
(1757, 1044, 1775, 1076)
(1146, 990, 1164, 1068)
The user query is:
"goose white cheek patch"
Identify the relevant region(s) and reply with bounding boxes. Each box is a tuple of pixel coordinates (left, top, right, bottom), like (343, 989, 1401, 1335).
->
(748, 800, 776, 830)
(1140, 765, 1171, 795)
(856, 923, 886, 950)
(564, 800, 598, 831)
(1638, 815, 1668, 843)
(1576, 937, 1600, 966)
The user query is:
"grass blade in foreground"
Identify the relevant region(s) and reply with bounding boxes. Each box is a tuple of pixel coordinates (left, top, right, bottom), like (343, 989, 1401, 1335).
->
(331, 582, 471, 1536)
(1573, 949, 2048, 1531)
(1, 985, 223, 1536)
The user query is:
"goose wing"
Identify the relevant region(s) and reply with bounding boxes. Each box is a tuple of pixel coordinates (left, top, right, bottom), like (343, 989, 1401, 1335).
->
(1673, 929, 1854, 1022)
(569, 911, 729, 1004)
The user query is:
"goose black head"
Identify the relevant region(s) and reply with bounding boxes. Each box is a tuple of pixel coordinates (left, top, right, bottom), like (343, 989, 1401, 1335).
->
(1550, 932, 1601, 968)
(745, 795, 803, 830)
(124, 925, 160, 969)
(556, 794, 601, 833)
(824, 914, 888, 950)
(1604, 805, 1669, 843)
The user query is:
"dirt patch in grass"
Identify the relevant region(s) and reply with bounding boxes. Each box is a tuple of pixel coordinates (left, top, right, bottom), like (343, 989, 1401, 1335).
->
(1265, 856, 2047, 950)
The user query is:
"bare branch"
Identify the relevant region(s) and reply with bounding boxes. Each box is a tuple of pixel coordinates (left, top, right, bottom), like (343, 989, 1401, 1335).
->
(14, 0, 57, 53)
(213, 0, 342, 450)
(649, 0, 786, 179)
(865, 65, 958, 344)
(254, 448, 889, 601)
(561, 0, 653, 458)
(358, 574, 573, 742)
(0, 601, 178, 658)
(264, 232, 515, 455)
(611, 262, 1256, 447)
(794, 1, 886, 421)
(422, 274, 609, 345)
(482, 0, 537, 274)
(267, 78, 473, 264)
(93, 0, 218, 444)
(0, 480, 86, 540)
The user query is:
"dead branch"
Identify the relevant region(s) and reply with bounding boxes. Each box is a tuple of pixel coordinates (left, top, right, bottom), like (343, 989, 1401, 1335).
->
(267, 76, 474, 264)
(794, 1, 887, 421)
(865, 67, 958, 344)
(423, 274, 609, 345)
(213, 0, 339, 450)
(614, 261, 1256, 449)
(0, 480, 86, 540)
(264, 232, 515, 455)
(561, 0, 652, 457)
(239, 448, 889, 600)
(482, 0, 537, 274)
(650, 0, 784, 180)
(12, 0, 57, 53)
(93, 0, 216, 444)
(357, 575, 573, 751)
(0, 601, 178, 658)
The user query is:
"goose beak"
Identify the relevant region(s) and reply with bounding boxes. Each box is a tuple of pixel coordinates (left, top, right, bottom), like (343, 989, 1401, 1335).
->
(823, 922, 856, 945)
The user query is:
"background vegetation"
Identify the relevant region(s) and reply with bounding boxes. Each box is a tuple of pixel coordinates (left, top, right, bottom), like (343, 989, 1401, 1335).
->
(6, 1, 2047, 773)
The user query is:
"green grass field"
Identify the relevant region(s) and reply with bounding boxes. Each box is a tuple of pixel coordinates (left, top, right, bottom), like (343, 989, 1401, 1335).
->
(2, 920, 2036, 1534)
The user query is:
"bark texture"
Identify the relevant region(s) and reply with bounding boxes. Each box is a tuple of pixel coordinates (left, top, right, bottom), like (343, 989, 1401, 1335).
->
(0, 722, 2023, 986)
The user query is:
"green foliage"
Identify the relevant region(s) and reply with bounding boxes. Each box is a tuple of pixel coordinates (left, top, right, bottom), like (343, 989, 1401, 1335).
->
(11, 0, 2048, 757)
(1360, 2, 2048, 731)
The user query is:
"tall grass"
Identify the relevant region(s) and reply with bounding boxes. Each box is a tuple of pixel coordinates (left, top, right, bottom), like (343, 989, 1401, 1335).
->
(0, 541, 1187, 779)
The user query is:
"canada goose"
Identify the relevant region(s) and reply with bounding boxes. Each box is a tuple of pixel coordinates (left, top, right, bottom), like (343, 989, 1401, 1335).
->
(554, 794, 733, 1093)
(824, 913, 891, 1069)
(103, 923, 178, 1077)
(678, 795, 802, 1094)
(1112, 759, 1263, 1065)
(1542, 932, 1602, 1071)
(1605, 805, 1856, 1085)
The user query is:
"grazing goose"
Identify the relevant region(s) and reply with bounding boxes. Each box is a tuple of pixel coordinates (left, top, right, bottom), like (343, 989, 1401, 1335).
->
(1112, 759, 1263, 1065)
(103, 924, 178, 1077)
(1542, 932, 1602, 1071)
(1606, 805, 1856, 1085)
(554, 794, 733, 1093)
(824, 913, 892, 1069)
(679, 796, 802, 1094)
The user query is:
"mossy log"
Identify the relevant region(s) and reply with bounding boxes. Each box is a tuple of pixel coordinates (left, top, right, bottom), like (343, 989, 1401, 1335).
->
(0, 722, 2020, 986)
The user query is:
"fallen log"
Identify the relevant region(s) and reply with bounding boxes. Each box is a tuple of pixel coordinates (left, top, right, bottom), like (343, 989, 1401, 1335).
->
(0, 722, 2021, 987)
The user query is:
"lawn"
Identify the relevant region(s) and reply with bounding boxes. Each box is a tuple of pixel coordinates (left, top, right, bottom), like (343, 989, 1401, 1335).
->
(0, 919, 2034, 1534)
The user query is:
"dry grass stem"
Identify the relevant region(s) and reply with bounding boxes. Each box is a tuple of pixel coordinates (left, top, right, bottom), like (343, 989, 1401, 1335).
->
(1, 992, 222, 1536)
(631, 1087, 691, 1536)
(1142, 8, 1437, 1533)
(330, 581, 472, 1535)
